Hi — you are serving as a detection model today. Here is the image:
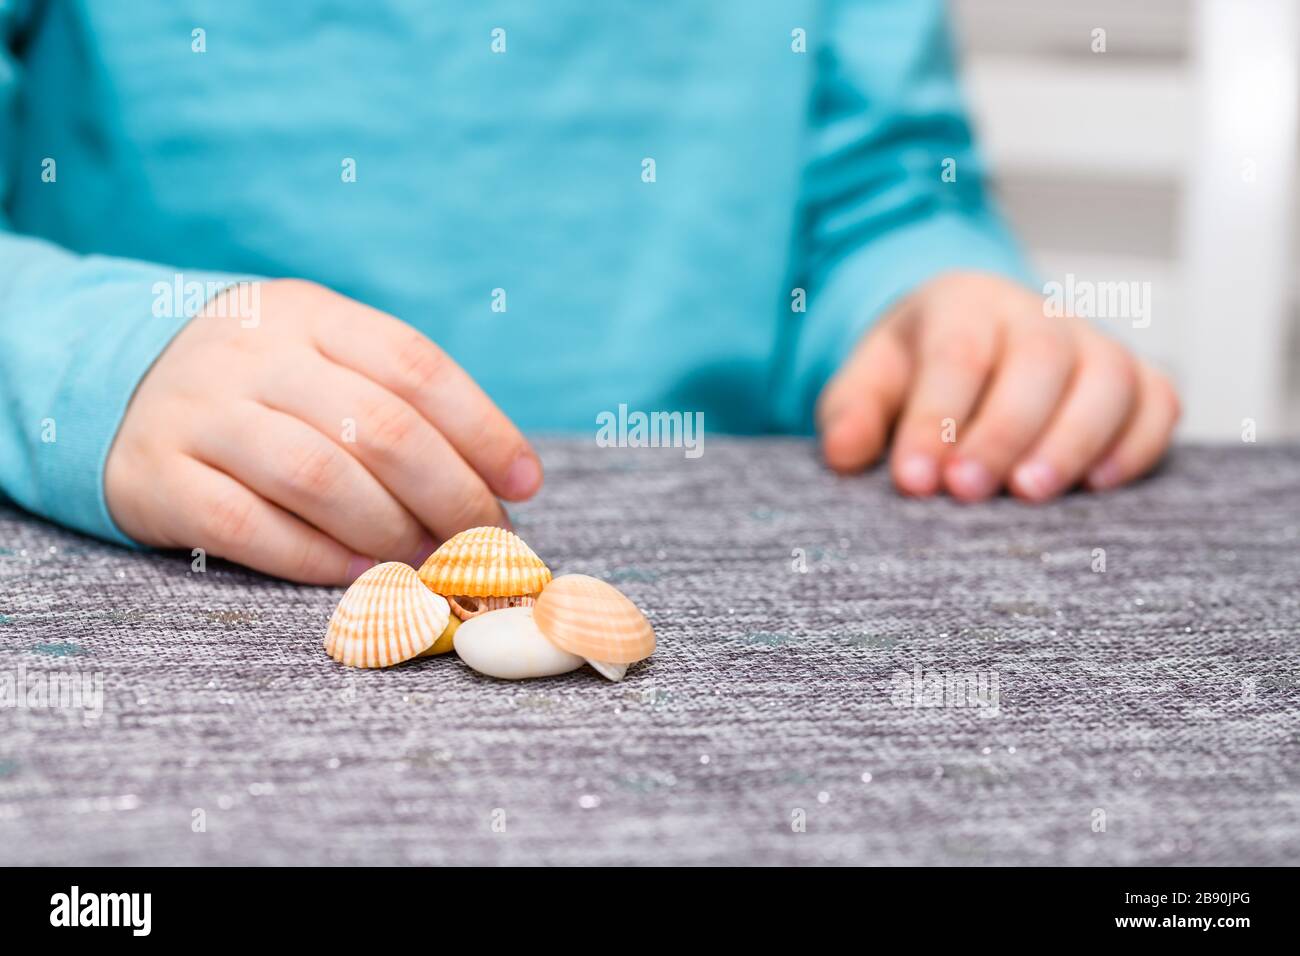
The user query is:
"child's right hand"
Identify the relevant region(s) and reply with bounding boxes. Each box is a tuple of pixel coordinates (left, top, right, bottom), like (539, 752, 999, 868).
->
(104, 279, 543, 584)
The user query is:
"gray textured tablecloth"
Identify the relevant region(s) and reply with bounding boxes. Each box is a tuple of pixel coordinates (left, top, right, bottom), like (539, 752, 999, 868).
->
(0, 440, 1296, 866)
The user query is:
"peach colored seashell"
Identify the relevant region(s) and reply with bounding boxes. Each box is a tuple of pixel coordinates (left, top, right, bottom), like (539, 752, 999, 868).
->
(418, 526, 551, 599)
(325, 562, 450, 668)
(534, 574, 656, 665)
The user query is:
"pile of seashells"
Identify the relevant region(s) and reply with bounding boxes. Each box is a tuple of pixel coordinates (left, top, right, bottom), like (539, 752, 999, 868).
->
(322, 526, 655, 681)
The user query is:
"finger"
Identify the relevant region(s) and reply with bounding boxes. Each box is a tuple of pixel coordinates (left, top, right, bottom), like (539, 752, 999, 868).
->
(1008, 333, 1138, 501)
(1085, 364, 1181, 491)
(168, 455, 369, 585)
(887, 319, 1000, 496)
(817, 321, 912, 473)
(310, 303, 542, 501)
(258, 353, 511, 540)
(944, 324, 1076, 501)
(191, 399, 428, 563)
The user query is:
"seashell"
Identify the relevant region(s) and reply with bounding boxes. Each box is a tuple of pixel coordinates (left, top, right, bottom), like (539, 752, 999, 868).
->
(325, 562, 450, 668)
(446, 593, 537, 622)
(418, 527, 551, 621)
(534, 574, 656, 665)
(418, 611, 460, 657)
(586, 659, 629, 683)
(453, 606, 583, 680)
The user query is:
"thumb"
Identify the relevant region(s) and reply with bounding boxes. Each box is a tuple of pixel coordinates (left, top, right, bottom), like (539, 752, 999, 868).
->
(817, 323, 911, 473)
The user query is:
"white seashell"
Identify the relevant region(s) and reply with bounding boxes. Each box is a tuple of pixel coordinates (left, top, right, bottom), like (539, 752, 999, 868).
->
(453, 606, 583, 680)
(586, 659, 629, 682)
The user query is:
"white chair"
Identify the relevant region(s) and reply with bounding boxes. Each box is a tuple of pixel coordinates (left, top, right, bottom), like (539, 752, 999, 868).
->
(955, 0, 1298, 440)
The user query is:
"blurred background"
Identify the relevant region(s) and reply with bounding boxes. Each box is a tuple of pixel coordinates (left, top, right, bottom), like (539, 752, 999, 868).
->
(951, 0, 1298, 440)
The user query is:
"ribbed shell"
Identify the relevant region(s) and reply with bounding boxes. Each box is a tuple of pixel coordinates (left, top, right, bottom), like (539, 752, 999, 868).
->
(325, 562, 450, 668)
(534, 574, 656, 664)
(417, 526, 551, 597)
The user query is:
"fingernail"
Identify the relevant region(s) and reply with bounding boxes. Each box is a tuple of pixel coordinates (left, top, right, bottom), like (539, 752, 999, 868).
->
(1012, 460, 1059, 501)
(1087, 458, 1123, 490)
(946, 458, 996, 500)
(408, 535, 436, 567)
(503, 451, 543, 499)
(897, 454, 939, 495)
(347, 555, 377, 582)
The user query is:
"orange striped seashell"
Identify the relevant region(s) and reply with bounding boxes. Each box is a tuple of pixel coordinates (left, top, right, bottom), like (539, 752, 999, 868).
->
(417, 526, 551, 600)
(533, 574, 656, 666)
(324, 562, 450, 668)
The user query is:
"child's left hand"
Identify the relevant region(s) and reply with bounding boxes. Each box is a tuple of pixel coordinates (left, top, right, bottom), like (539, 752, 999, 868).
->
(817, 272, 1180, 501)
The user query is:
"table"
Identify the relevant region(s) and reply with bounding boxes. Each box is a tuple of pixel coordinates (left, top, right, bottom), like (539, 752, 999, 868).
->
(1, 440, 1296, 865)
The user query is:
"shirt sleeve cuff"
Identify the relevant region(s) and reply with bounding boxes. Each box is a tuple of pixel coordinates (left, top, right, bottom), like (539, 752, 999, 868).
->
(36, 265, 258, 547)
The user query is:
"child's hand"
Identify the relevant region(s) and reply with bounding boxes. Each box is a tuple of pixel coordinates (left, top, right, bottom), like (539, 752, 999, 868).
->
(105, 279, 542, 584)
(817, 272, 1180, 501)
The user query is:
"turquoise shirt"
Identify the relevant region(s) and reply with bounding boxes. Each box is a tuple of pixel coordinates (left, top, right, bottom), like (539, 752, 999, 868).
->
(0, 0, 1031, 545)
